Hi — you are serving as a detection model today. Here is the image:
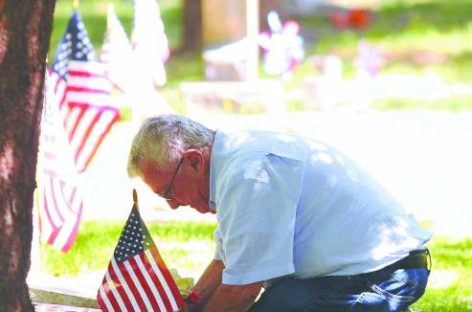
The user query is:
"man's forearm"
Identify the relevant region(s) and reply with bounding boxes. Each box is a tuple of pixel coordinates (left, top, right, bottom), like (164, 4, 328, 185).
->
(201, 283, 262, 312)
(189, 259, 225, 311)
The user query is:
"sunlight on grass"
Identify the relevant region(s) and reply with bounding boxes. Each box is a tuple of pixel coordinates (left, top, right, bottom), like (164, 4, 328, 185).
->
(413, 237, 472, 311)
(39, 1, 472, 310)
(372, 95, 472, 111)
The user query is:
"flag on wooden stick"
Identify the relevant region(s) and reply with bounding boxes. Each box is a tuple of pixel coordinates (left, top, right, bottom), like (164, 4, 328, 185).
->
(258, 10, 304, 77)
(100, 3, 143, 94)
(97, 190, 184, 312)
(99, 3, 174, 123)
(50, 10, 120, 172)
(37, 70, 84, 253)
(132, 0, 170, 87)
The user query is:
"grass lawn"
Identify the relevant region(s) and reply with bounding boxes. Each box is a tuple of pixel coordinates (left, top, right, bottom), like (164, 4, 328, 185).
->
(39, 220, 217, 279)
(50, 0, 472, 112)
(39, 220, 472, 311)
(37, 1, 472, 310)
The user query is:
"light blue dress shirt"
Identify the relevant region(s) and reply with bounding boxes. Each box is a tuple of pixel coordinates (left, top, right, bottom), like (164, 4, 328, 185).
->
(209, 129, 431, 285)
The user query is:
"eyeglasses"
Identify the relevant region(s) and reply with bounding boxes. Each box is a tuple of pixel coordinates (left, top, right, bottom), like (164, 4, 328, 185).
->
(160, 156, 184, 201)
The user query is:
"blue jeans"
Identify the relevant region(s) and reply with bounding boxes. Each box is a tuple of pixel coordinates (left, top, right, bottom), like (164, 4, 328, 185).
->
(249, 267, 429, 312)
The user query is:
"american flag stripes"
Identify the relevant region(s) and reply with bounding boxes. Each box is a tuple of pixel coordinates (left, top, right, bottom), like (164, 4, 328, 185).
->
(97, 203, 184, 312)
(37, 71, 84, 253)
(50, 10, 120, 172)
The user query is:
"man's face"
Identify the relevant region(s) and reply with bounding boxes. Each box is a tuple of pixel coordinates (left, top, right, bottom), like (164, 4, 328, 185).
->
(140, 158, 213, 214)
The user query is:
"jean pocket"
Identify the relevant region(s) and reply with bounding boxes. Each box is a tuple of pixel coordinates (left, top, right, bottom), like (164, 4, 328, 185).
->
(352, 268, 429, 311)
(350, 291, 389, 312)
(391, 268, 428, 292)
(349, 282, 417, 312)
(370, 283, 416, 304)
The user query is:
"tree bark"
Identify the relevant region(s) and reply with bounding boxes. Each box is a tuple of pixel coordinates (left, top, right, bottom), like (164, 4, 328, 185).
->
(0, 1, 56, 311)
(181, 0, 203, 52)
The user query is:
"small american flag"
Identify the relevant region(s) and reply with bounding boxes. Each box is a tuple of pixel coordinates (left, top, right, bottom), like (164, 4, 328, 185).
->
(100, 3, 141, 94)
(132, 0, 170, 87)
(50, 10, 120, 172)
(37, 71, 84, 253)
(258, 10, 304, 76)
(99, 3, 155, 96)
(357, 40, 384, 78)
(97, 195, 184, 312)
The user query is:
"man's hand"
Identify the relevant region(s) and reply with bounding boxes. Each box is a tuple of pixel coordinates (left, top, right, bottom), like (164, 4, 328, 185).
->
(186, 259, 263, 312)
(189, 260, 225, 311)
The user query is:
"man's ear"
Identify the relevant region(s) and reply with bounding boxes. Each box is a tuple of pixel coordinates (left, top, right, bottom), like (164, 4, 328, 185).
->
(183, 149, 203, 171)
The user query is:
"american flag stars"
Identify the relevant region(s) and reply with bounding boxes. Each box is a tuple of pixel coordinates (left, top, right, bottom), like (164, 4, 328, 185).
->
(114, 213, 149, 262)
(53, 12, 96, 79)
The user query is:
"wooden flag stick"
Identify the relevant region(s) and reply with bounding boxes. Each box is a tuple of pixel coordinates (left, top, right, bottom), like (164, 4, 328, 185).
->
(133, 189, 138, 206)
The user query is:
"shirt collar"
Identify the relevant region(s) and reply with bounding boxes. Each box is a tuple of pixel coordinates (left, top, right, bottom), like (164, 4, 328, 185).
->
(209, 130, 226, 212)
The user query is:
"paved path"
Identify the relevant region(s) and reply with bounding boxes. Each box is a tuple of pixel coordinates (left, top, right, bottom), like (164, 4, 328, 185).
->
(80, 110, 472, 238)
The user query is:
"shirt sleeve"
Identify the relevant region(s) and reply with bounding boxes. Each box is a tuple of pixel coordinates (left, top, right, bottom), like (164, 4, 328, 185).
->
(213, 227, 224, 261)
(216, 153, 304, 285)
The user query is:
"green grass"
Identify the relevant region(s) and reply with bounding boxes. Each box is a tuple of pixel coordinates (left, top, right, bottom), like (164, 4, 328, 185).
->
(39, 220, 217, 277)
(412, 237, 472, 311)
(293, 0, 472, 111)
(49, 0, 472, 112)
(39, 220, 472, 311)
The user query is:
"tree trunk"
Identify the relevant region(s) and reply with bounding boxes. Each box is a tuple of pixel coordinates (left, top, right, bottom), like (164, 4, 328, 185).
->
(181, 0, 203, 52)
(0, 1, 56, 311)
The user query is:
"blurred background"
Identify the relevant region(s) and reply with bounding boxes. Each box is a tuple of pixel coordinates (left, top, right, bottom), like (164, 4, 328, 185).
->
(31, 0, 472, 310)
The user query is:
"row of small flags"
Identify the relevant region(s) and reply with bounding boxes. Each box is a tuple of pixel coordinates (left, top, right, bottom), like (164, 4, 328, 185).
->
(37, 0, 169, 253)
(37, 4, 183, 306)
(102, 0, 169, 92)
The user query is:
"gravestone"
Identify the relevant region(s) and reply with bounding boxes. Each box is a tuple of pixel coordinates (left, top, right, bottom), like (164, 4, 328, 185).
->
(202, 0, 284, 47)
(180, 80, 286, 114)
(201, 0, 284, 81)
(28, 273, 99, 310)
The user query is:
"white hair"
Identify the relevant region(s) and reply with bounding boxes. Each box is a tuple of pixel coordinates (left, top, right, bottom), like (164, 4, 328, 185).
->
(127, 114, 215, 177)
